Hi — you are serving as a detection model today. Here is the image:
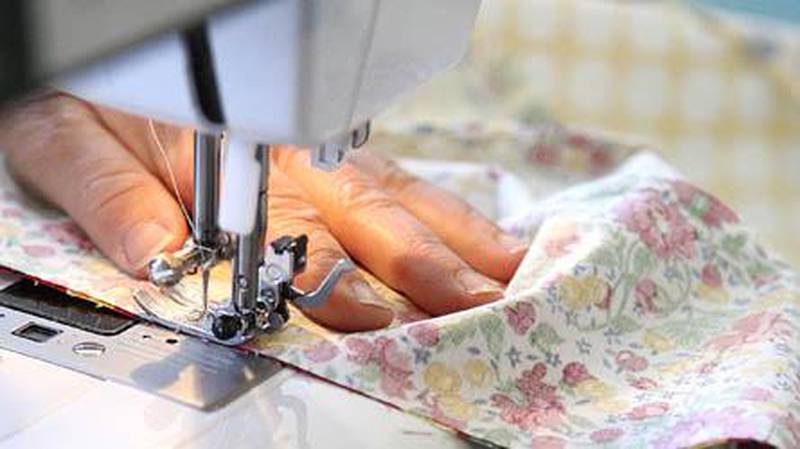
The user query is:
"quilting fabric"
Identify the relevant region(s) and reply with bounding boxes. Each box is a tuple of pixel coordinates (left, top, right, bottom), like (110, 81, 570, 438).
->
(383, 0, 800, 267)
(0, 125, 799, 448)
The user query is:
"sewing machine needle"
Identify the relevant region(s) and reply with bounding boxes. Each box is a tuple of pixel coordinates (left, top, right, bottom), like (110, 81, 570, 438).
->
(201, 268, 210, 314)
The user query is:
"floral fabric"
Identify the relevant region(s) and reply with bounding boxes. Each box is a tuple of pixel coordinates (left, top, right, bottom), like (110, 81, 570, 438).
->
(0, 125, 799, 448)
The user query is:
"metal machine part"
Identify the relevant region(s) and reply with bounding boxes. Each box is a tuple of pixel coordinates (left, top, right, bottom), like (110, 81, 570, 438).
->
(312, 121, 371, 171)
(0, 280, 281, 410)
(145, 133, 356, 346)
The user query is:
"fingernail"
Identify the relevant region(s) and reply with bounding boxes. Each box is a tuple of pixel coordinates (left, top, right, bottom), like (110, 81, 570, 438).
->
(124, 222, 175, 270)
(497, 233, 529, 256)
(350, 280, 394, 319)
(351, 280, 389, 308)
(456, 269, 505, 300)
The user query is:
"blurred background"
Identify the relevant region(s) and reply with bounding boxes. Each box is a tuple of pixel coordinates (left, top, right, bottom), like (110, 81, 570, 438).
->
(382, 0, 800, 267)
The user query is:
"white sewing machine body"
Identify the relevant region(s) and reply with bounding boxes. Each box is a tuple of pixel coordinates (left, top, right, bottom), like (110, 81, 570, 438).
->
(59, 0, 479, 147)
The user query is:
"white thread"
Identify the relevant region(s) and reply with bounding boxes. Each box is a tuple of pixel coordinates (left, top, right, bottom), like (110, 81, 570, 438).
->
(147, 119, 199, 241)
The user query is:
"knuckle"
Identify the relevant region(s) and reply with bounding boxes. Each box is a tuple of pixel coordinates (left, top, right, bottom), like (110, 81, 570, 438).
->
(306, 245, 345, 269)
(457, 199, 485, 223)
(404, 233, 446, 260)
(80, 167, 150, 218)
(48, 94, 92, 124)
(269, 204, 319, 226)
(379, 160, 420, 195)
(333, 176, 395, 212)
(390, 233, 446, 280)
(0, 94, 79, 151)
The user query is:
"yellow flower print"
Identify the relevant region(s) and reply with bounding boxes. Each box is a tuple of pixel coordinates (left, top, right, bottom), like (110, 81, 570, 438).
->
(643, 329, 674, 353)
(697, 283, 729, 304)
(595, 397, 630, 413)
(424, 362, 462, 395)
(0, 222, 21, 237)
(463, 359, 491, 388)
(575, 379, 614, 399)
(756, 289, 800, 310)
(562, 148, 592, 174)
(438, 394, 477, 422)
(79, 257, 115, 274)
(558, 275, 610, 310)
(658, 357, 700, 375)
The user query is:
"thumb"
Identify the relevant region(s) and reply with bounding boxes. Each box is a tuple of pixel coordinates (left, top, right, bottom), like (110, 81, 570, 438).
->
(2, 95, 188, 276)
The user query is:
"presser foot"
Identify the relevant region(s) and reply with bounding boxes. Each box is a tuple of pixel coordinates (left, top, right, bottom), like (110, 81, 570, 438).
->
(147, 233, 234, 288)
(139, 235, 355, 346)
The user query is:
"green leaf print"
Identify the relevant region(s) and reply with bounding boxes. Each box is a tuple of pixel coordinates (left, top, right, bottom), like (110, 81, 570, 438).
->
(529, 322, 564, 348)
(479, 313, 506, 358)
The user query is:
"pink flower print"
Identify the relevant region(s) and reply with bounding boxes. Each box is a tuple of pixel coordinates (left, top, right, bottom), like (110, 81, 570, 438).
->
(589, 147, 613, 173)
(706, 311, 787, 353)
(345, 337, 374, 365)
(504, 302, 537, 335)
(542, 222, 580, 259)
(373, 337, 413, 399)
(734, 311, 778, 334)
(22, 245, 55, 258)
(626, 402, 670, 421)
(303, 340, 339, 363)
(491, 363, 565, 432)
(530, 436, 566, 449)
(630, 377, 658, 390)
(634, 278, 658, 315)
(616, 190, 697, 260)
(779, 413, 800, 447)
(561, 362, 593, 387)
(590, 428, 624, 443)
(529, 142, 558, 166)
(702, 264, 723, 288)
(567, 134, 591, 149)
(2, 208, 22, 219)
(43, 221, 94, 251)
(615, 350, 648, 372)
(752, 271, 778, 288)
(345, 337, 413, 398)
(517, 363, 549, 397)
(543, 235, 579, 258)
(697, 361, 718, 375)
(490, 393, 564, 432)
(671, 180, 738, 228)
(740, 386, 773, 402)
(408, 322, 439, 347)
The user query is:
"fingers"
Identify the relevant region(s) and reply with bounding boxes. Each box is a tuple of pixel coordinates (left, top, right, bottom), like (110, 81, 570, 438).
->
(273, 147, 505, 316)
(1, 95, 188, 276)
(89, 104, 195, 207)
(268, 171, 393, 331)
(351, 151, 528, 282)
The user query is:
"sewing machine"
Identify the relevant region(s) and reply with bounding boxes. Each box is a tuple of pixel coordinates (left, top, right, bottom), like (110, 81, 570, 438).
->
(0, 0, 480, 444)
(52, 0, 478, 345)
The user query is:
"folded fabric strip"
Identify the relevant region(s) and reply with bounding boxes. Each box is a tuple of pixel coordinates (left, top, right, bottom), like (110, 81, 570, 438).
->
(0, 126, 798, 448)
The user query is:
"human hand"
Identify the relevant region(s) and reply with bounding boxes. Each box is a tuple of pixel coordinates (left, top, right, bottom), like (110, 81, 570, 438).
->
(0, 93, 528, 331)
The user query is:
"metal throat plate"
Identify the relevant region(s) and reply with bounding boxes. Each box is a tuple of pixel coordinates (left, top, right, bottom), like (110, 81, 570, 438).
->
(0, 280, 282, 411)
